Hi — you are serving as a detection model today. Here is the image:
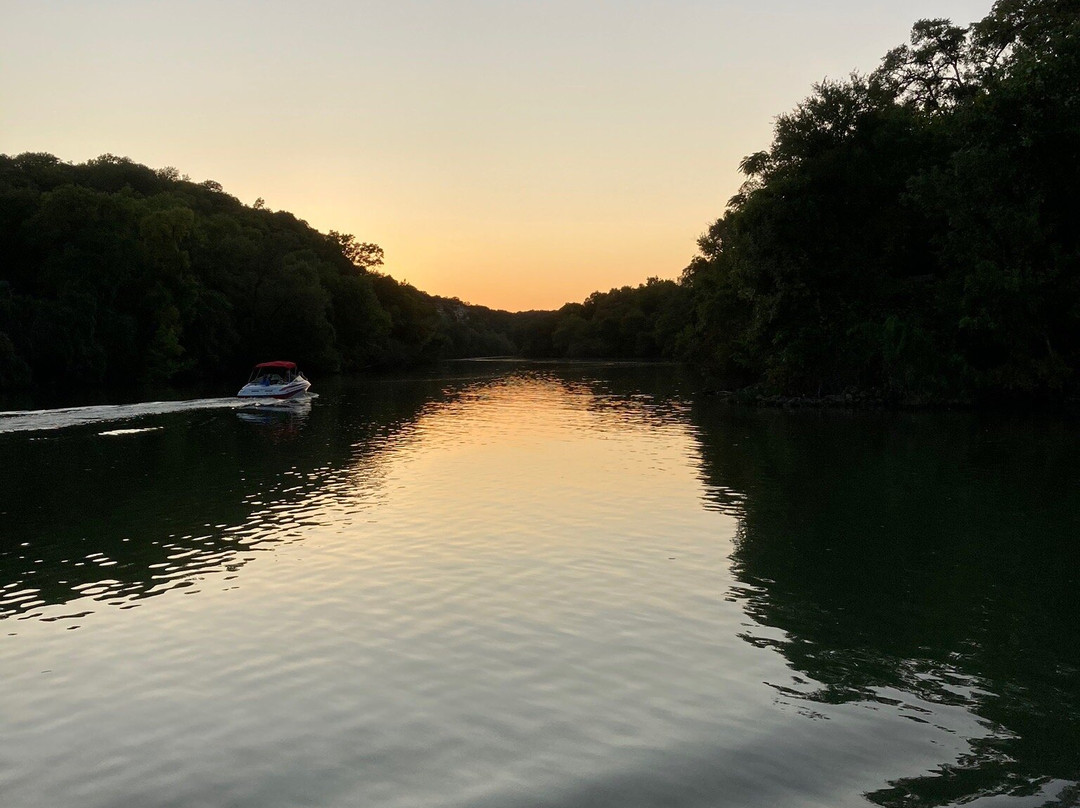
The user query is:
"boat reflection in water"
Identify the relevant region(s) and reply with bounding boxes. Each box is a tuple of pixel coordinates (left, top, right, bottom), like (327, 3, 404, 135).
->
(235, 394, 314, 427)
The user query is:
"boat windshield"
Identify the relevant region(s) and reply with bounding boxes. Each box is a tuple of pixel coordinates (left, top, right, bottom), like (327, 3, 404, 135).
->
(247, 367, 296, 384)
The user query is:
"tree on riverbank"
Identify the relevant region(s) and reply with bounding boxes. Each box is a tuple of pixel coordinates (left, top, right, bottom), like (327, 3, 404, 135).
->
(0, 154, 514, 389)
(680, 0, 1080, 402)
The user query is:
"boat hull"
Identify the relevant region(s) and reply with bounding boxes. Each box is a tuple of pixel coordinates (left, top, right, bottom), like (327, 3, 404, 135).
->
(236, 377, 311, 399)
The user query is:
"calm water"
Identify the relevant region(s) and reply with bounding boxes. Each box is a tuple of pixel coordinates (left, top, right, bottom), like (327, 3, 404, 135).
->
(2, 362, 1078, 808)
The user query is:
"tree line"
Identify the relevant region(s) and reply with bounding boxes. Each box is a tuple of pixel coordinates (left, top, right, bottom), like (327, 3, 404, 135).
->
(0, 153, 514, 389)
(680, 0, 1080, 403)
(0, 151, 690, 392)
(2, 0, 1077, 404)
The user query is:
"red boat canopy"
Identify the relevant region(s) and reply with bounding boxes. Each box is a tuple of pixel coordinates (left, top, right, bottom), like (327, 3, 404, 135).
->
(254, 361, 297, 369)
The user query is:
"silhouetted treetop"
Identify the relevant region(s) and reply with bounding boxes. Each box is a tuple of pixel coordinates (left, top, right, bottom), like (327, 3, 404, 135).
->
(680, 0, 1080, 403)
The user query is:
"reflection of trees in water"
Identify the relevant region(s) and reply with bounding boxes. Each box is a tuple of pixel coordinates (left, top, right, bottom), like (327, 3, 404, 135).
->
(540, 361, 701, 427)
(689, 403, 1080, 806)
(412, 359, 701, 432)
(7, 364, 1078, 805)
(0, 376, 458, 620)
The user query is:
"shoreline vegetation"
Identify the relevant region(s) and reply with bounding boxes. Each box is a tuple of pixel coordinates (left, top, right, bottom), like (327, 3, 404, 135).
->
(2, 0, 1077, 409)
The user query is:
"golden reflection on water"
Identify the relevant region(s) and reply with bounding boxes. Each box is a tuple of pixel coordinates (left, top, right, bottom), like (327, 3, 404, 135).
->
(364, 376, 705, 546)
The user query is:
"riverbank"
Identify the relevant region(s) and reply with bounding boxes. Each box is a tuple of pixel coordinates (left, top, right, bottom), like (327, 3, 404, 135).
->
(698, 385, 1080, 414)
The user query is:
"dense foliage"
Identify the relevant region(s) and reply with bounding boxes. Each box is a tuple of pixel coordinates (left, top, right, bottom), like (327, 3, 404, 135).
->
(0, 148, 691, 392)
(512, 278, 690, 361)
(681, 0, 1080, 402)
(0, 154, 514, 389)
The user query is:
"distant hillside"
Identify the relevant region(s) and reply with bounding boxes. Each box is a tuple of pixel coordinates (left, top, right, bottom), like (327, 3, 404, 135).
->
(0, 153, 516, 389)
(0, 151, 691, 392)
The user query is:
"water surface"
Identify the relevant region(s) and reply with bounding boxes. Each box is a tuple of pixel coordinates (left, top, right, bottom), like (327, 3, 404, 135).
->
(1, 363, 1078, 807)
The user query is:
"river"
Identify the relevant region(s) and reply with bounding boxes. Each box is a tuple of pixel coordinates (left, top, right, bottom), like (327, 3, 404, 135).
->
(1, 361, 1077, 807)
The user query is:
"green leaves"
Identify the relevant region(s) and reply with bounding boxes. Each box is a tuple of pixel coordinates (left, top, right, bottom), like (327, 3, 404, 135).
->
(0, 153, 440, 389)
(682, 0, 1080, 402)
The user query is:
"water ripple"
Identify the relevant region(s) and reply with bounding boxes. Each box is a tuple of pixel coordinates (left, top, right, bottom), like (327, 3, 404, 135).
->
(1, 366, 1077, 808)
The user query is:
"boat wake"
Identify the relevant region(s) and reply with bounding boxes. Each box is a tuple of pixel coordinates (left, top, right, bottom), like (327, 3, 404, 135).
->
(0, 397, 249, 434)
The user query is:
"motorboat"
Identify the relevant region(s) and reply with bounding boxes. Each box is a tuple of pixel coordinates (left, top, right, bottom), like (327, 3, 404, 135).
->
(236, 361, 311, 399)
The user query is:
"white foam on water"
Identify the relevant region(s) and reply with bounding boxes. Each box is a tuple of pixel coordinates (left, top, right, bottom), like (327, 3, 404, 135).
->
(97, 427, 166, 437)
(0, 397, 245, 434)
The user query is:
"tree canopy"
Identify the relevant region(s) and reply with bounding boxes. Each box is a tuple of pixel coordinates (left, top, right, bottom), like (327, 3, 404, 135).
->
(0, 154, 515, 389)
(680, 0, 1080, 403)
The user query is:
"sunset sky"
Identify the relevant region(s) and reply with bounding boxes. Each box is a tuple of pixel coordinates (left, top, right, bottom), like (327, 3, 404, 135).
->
(2, 0, 991, 311)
